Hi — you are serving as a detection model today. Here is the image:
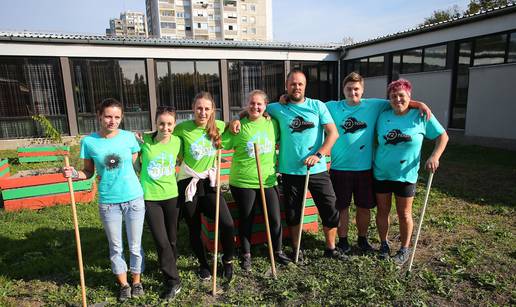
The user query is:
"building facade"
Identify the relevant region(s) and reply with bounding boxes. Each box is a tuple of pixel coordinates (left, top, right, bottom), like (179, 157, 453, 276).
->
(106, 11, 147, 37)
(0, 4, 515, 149)
(145, 0, 272, 41)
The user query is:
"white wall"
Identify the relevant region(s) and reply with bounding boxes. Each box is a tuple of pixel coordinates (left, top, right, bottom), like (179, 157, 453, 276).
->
(466, 63, 516, 140)
(363, 76, 388, 99)
(399, 70, 452, 127)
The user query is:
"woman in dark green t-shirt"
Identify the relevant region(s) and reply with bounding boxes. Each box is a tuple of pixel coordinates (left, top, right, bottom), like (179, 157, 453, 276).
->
(222, 90, 291, 272)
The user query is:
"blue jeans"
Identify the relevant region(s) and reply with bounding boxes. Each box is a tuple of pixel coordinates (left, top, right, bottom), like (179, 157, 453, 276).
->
(99, 196, 146, 275)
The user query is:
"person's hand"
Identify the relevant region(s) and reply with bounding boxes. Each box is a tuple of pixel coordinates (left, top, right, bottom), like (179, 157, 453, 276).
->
(416, 102, 432, 121)
(62, 166, 79, 179)
(230, 119, 241, 134)
(425, 156, 439, 173)
(278, 94, 289, 105)
(134, 131, 144, 144)
(304, 155, 320, 167)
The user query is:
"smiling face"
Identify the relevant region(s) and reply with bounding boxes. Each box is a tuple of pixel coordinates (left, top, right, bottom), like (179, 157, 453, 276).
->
(286, 72, 306, 103)
(344, 81, 364, 105)
(247, 93, 267, 120)
(156, 113, 176, 139)
(389, 89, 411, 115)
(99, 106, 123, 133)
(193, 97, 214, 127)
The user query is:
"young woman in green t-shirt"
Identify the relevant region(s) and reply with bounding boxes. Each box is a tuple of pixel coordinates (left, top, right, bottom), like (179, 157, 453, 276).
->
(174, 91, 235, 281)
(222, 90, 291, 272)
(139, 106, 182, 300)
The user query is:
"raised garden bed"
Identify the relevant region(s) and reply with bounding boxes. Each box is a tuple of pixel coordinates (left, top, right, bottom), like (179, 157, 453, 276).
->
(0, 167, 96, 211)
(17, 145, 70, 163)
(0, 159, 9, 178)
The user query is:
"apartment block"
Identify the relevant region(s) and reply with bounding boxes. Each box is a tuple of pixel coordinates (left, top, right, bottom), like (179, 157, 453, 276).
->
(145, 0, 272, 40)
(106, 11, 147, 37)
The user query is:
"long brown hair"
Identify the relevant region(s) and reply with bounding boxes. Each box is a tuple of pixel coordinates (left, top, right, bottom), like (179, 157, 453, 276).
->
(192, 91, 221, 149)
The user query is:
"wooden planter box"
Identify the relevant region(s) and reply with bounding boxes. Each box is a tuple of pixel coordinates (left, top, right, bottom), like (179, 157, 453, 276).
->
(0, 169, 96, 212)
(17, 145, 70, 163)
(0, 159, 9, 178)
(201, 191, 320, 252)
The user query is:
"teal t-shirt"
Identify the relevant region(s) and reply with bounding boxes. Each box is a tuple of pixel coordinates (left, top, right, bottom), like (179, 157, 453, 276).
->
(266, 98, 334, 175)
(373, 109, 445, 183)
(174, 120, 226, 172)
(327, 98, 389, 171)
(222, 117, 279, 188)
(80, 129, 143, 204)
(140, 133, 182, 201)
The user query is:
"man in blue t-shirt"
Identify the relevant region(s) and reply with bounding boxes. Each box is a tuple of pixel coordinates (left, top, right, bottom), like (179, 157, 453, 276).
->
(327, 72, 431, 255)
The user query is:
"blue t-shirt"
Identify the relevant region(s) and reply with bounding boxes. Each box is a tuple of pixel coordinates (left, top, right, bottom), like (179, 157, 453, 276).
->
(267, 98, 334, 175)
(373, 109, 445, 183)
(327, 98, 389, 171)
(80, 129, 143, 204)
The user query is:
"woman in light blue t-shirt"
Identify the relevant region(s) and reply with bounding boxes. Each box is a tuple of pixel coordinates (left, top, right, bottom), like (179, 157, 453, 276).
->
(373, 79, 448, 266)
(63, 98, 145, 302)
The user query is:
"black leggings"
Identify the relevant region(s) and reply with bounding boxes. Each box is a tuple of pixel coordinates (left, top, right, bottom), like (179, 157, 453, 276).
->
(230, 185, 283, 254)
(145, 198, 180, 285)
(178, 178, 235, 267)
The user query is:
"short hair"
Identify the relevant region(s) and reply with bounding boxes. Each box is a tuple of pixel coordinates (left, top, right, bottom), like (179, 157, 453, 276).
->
(247, 89, 269, 104)
(96, 98, 123, 115)
(387, 78, 412, 96)
(286, 68, 306, 81)
(343, 72, 364, 87)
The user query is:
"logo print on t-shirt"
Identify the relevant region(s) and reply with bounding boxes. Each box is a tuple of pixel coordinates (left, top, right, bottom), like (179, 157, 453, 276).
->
(190, 134, 215, 160)
(289, 116, 314, 133)
(147, 153, 175, 180)
(104, 154, 121, 170)
(342, 117, 367, 133)
(245, 132, 273, 158)
(384, 129, 412, 145)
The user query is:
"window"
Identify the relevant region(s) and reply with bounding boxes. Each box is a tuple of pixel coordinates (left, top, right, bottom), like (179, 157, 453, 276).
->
(176, 12, 184, 18)
(242, 27, 247, 34)
(241, 4, 246, 10)
(185, 25, 192, 31)
(401, 49, 422, 73)
(423, 45, 447, 71)
(161, 10, 174, 16)
(196, 23, 208, 29)
(450, 41, 473, 129)
(250, 4, 256, 11)
(250, 28, 256, 34)
(184, 12, 191, 18)
(156, 60, 221, 120)
(368, 56, 385, 77)
(160, 22, 176, 29)
(509, 32, 516, 63)
(250, 16, 256, 24)
(474, 33, 507, 66)
(0, 57, 68, 139)
(71, 59, 150, 133)
(291, 61, 338, 102)
(241, 16, 247, 23)
(228, 61, 284, 117)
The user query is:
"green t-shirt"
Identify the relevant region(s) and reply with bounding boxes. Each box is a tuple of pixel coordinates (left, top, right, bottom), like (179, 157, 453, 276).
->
(140, 132, 182, 201)
(174, 120, 226, 172)
(222, 117, 279, 188)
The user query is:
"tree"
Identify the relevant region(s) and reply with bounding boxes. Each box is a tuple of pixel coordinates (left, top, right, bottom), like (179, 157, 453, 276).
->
(465, 0, 515, 14)
(421, 5, 461, 26)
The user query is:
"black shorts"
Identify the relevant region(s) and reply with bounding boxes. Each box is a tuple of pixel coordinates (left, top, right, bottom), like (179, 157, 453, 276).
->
(330, 169, 375, 209)
(281, 171, 339, 228)
(373, 179, 416, 197)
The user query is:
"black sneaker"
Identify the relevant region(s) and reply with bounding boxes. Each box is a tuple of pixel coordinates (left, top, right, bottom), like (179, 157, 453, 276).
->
(357, 237, 375, 253)
(275, 251, 292, 265)
(118, 284, 131, 302)
(291, 248, 305, 263)
(197, 265, 212, 281)
(336, 240, 351, 254)
(240, 254, 252, 272)
(324, 248, 349, 260)
(161, 282, 181, 300)
(131, 282, 144, 298)
(379, 242, 391, 260)
(223, 261, 233, 281)
(392, 248, 411, 266)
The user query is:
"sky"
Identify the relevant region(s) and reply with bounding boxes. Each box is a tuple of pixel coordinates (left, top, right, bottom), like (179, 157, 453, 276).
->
(0, 0, 471, 44)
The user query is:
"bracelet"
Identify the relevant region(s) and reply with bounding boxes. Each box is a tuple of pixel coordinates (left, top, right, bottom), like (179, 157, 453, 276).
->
(71, 169, 79, 179)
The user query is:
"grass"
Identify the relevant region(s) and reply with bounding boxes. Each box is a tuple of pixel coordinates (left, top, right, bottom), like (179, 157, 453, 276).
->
(0, 142, 515, 306)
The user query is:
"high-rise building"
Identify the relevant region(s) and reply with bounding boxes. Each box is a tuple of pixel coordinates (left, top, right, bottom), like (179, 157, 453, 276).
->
(106, 11, 148, 37)
(145, 0, 272, 41)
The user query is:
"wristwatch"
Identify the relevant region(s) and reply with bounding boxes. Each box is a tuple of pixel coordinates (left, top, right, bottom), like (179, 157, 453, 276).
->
(315, 152, 324, 159)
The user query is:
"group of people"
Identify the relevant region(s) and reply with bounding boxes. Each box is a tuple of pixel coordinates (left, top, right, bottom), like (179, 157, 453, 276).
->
(63, 69, 448, 302)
